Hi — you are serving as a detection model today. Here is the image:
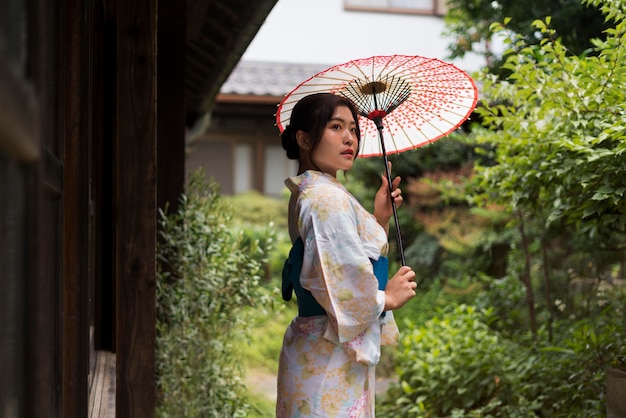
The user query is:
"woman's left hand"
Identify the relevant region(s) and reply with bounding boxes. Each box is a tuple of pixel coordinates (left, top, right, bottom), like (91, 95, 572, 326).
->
(374, 162, 402, 227)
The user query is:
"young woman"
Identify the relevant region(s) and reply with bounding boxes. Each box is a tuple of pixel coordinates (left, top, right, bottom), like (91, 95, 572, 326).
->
(276, 93, 417, 417)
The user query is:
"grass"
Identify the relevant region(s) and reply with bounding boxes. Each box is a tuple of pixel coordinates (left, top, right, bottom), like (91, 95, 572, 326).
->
(245, 391, 276, 418)
(243, 288, 297, 373)
(241, 287, 296, 415)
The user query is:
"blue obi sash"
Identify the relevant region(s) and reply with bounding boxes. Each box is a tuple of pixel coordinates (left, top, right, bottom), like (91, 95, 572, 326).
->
(281, 238, 389, 317)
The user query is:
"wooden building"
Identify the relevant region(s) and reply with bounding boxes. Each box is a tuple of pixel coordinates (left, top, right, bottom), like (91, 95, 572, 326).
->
(186, 61, 324, 197)
(0, 0, 277, 416)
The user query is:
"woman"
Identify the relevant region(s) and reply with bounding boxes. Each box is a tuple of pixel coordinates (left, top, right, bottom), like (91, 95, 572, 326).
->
(276, 93, 417, 417)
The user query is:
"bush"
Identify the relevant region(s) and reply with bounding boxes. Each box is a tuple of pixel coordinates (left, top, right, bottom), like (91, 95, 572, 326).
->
(379, 305, 528, 417)
(156, 172, 273, 417)
(534, 313, 626, 416)
(378, 300, 625, 417)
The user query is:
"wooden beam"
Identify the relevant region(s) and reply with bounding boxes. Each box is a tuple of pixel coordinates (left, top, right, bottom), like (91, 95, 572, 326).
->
(115, 0, 157, 416)
(62, 0, 90, 416)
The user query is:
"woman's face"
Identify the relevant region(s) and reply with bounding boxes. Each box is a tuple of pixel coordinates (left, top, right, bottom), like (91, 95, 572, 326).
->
(310, 105, 359, 177)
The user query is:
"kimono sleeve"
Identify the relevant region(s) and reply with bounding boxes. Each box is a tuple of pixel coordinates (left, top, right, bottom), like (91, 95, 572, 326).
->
(298, 184, 386, 344)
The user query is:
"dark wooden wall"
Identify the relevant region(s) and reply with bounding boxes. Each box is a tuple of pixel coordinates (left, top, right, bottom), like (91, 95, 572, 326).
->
(0, 1, 40, 415)
(1, 0, 186, 415)
(29, 0, 66, 415)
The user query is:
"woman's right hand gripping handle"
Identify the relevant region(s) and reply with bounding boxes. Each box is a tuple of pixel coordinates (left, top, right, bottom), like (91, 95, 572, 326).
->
(384, 266, 417, 311)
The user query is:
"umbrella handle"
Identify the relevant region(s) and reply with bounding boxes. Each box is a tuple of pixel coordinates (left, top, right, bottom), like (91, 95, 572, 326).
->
(375, 118, 406, 267)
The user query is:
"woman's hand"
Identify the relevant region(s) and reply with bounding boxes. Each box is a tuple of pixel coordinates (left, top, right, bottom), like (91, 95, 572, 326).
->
(384, 266, 417, 311)
(374, 162, 403, 234)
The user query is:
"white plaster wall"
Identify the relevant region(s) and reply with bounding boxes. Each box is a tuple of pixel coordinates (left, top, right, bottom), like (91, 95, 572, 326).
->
(242, 0, 487, 72)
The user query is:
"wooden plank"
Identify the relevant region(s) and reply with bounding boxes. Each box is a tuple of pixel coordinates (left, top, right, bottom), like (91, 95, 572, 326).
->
(89, 351, 116, 418)
(62, 0, 90, 416)
(114, 0, 157, 416)
(88, 349, 105, 417)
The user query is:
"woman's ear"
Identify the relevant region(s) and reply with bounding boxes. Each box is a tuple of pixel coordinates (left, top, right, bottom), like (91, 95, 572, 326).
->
(296, 130, 311, 151)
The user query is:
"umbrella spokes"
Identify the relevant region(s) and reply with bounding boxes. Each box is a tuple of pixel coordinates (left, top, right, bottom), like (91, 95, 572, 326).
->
(339, 74, 413, 266)
(340, 75, 411, 121)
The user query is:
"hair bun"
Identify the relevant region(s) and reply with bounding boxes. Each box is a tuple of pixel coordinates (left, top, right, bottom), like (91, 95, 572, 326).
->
(281, 125, 299, 160)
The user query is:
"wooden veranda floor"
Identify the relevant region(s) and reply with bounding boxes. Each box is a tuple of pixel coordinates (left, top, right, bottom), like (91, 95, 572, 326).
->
(89, 350, 116, 418)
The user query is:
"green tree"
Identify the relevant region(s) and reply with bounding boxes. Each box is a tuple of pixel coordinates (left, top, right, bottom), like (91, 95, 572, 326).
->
(445, 0, 610, 70)
(472, 0, 626, 337)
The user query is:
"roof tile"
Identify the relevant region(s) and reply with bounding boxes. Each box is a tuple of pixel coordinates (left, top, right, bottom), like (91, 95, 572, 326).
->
(220, 61, 330, 96)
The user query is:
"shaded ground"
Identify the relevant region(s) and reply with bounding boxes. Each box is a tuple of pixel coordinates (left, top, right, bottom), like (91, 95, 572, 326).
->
(246, 368, 278, 403)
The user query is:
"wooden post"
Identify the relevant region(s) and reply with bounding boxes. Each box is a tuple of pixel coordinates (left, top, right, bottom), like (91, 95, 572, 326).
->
(62, 1, 91, 416)
(115, 0, 158, 416)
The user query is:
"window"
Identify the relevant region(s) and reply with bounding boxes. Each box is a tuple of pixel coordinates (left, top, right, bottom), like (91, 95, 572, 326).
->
(345, 0, 447, 15)
(264, 144, 297, 197)
(234, 144, 253, 194)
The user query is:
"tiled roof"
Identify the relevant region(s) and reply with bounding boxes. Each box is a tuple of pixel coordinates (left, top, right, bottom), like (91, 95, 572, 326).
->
(220, 60, 484, 100)
(219, 60, 330, 97)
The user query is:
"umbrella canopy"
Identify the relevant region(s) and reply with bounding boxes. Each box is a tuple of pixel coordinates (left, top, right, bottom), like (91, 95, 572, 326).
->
(276, 55, 479, 265)
(276, 54, 479, 158)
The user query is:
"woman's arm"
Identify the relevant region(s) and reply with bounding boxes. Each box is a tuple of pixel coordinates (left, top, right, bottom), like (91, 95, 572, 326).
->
(299, 184, 385, 343)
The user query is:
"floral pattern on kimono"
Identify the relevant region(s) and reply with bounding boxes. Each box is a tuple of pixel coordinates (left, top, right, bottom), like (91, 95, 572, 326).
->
(276, 170, 399, 418)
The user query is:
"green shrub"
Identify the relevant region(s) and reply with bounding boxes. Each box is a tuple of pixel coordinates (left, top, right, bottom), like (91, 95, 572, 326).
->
(379, 301, 625, 417)
(379, 305, 523, 417)
(378, 304, 559, 417)
(156, 172, 273, 417)
(533, 313, 626, 416)
(224, 189, 292, 284)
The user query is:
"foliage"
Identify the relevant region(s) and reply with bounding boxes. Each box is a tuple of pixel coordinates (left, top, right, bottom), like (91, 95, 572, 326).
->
(536, 312, 626, 414)
(474, 0, 626, 237)
(378, 302, 626, 417)
(351, 131, 488, 184)
(474, 273, 530, 338)
(444, 0, 610, 72)
(224, 189, 288, 231)
(378, 305, 534, 417)
(348, 133, 496, 271)
(224, 189, 290, 283)
(393, 278, 481, 328)
(245, 392, 277, 418)
(465, 0, 626, 339)
(242, 300, 297, 373)
(155, 171, 273, 417)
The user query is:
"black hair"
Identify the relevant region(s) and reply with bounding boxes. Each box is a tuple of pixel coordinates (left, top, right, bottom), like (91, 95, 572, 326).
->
(281, 93, 361, 160)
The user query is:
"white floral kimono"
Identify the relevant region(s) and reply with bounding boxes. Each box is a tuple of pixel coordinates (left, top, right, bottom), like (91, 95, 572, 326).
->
(276, 170, 399, 418)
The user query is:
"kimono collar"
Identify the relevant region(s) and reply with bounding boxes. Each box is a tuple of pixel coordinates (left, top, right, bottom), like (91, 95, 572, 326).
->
(285, 170, 347, 194)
